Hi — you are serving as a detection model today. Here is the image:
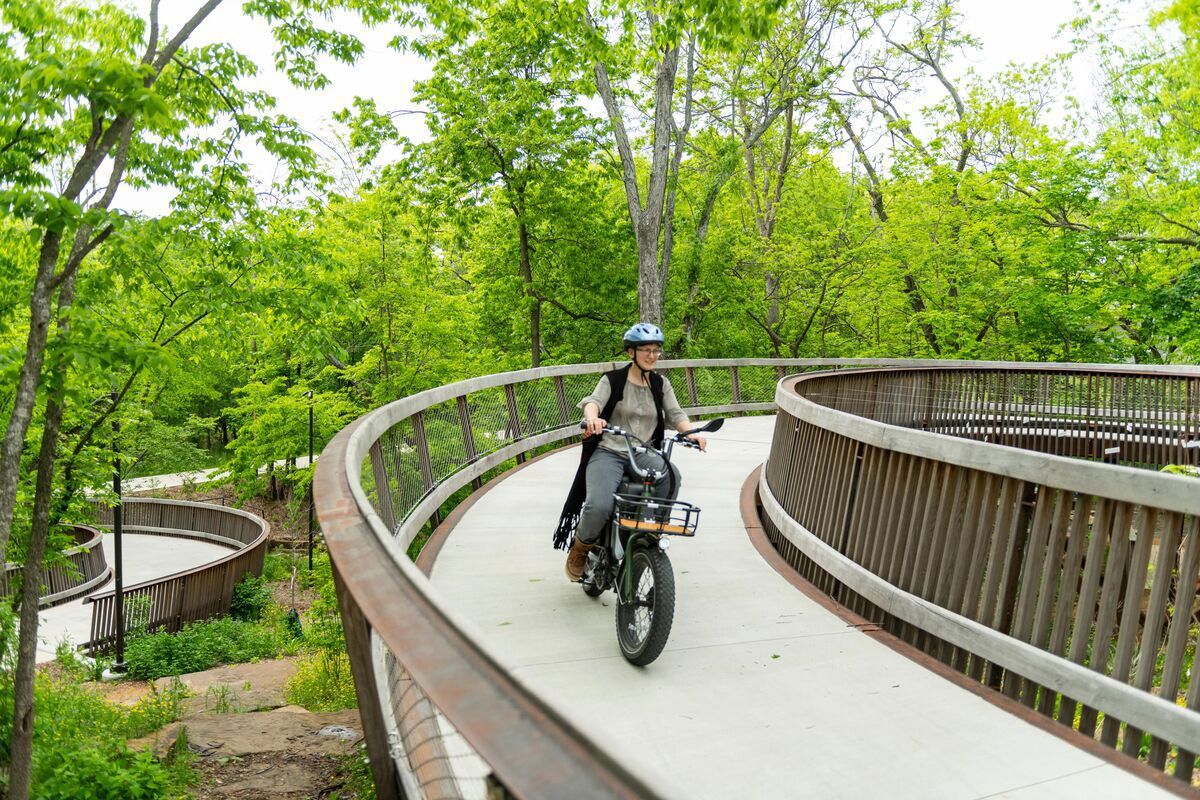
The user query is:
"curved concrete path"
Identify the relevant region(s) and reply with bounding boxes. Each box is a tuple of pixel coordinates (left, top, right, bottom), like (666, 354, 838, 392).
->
(35, 533, 230, 663)
(431, 417, 1173, 800)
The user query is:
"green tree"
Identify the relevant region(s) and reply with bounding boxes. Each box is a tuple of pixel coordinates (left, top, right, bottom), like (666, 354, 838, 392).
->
(412, 1, 600, 366)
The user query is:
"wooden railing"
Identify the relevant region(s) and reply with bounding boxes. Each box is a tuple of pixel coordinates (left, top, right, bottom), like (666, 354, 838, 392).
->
(84, 497, 269, 654)
(1, 525, 110, 608)
(760, 364, 1200, 787)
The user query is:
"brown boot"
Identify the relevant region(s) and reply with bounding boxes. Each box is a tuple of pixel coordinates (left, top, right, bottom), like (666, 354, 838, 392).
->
(565, 538, 595, 582)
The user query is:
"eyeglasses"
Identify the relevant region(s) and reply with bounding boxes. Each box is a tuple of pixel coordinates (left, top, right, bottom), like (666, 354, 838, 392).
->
(635, 347, 663, 358)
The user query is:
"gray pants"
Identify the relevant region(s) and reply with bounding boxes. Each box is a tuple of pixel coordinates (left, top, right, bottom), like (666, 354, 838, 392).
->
(577, 447, 681, 544)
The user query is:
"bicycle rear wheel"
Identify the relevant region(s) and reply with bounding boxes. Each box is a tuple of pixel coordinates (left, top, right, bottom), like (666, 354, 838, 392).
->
(615, 548, 675, 666)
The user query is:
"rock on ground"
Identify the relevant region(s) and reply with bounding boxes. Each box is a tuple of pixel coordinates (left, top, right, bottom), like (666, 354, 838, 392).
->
(121, 658, 365, 798)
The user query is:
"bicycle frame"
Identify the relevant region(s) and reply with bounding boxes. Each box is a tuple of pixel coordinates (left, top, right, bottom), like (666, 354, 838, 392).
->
(587, 422, 717, 601)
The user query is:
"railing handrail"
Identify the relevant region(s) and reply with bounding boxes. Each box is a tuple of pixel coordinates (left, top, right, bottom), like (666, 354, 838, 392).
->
(86, 496, 269, 602)
(780, 369, 1200, 516)
(1, 524, 110, 608)
(2, 524, 102, 571)
(322, 377, 668, 799)
(318, 357, 1200, 798)
(757, 473, 1200, 753)
(764, 363, 1200, 785)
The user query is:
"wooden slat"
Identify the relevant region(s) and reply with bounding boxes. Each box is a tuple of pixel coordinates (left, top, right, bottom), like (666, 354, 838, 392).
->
(1123, 511, 1185, 756)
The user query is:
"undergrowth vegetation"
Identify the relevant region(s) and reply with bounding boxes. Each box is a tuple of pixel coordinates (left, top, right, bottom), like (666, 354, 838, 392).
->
(122, 614, 301, 681)
(0, 541, 361, 797)
(0, 613, 194, 798)
(285, 548, 359, 712)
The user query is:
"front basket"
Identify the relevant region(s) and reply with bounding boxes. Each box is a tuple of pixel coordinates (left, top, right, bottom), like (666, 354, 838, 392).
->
(613, 494, 700, 536)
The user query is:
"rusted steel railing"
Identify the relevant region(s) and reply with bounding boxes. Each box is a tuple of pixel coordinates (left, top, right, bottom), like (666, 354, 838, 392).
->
(84, 497, 269, 654)
(315, 358, 933, 799)
(1, 525, 110, 608)
(760, 364, 1200, 786)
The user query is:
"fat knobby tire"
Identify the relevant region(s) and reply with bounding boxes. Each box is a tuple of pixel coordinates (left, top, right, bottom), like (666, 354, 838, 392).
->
(615, 548, 675, 666)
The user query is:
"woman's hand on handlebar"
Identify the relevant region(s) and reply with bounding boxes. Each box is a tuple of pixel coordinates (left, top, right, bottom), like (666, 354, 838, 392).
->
(583, 416, 607, 438)
(686, 433, 707, 451)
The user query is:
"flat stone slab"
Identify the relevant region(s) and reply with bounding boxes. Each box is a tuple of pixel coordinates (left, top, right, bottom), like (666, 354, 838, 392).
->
(431, 416, 1175, 799)
(129, 707, 361, 759)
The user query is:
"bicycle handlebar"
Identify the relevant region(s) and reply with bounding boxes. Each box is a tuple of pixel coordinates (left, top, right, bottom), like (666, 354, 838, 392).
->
(577, 422, 709, 480)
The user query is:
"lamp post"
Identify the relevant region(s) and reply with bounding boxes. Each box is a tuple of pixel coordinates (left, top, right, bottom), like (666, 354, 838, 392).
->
(110, 391, 127, 673)
(305, 390, 314, 571)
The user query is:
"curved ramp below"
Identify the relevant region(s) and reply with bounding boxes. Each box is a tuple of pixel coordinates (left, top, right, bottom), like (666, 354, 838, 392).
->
(430, 417, 1173, 800)
(35, 533, 230, 664)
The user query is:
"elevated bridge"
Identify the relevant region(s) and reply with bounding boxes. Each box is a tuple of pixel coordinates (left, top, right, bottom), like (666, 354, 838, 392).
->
(314, 360, 1200, 799)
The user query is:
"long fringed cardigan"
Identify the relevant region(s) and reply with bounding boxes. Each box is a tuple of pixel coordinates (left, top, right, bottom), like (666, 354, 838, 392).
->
(552, 365, 666, 550)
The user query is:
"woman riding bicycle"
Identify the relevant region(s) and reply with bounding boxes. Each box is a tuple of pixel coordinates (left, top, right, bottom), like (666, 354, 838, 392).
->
(554, 323, 707, 582)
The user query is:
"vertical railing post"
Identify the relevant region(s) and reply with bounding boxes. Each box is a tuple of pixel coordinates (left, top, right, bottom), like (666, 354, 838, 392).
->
(334, 566, 403, 800)
(457, 395, 482, 491)
(503, 384, 526, 465)
(684, 367, 699, 407)
(411, 411, 440, 528)
(553, 376, 571, 426)
(369, 442, 398, 535)
(111, 399, 127, 674)
(730, 366, 742, 416)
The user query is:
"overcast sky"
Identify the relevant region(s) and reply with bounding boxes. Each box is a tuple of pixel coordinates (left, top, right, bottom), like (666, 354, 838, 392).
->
(125, 0, 1089, 215)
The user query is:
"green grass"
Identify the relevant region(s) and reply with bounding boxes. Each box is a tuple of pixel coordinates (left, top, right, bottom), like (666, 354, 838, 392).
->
(327, 743, 376, 799)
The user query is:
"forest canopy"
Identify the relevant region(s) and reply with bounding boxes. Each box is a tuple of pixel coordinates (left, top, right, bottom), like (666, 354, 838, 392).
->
(1, 0, 1197, 499)
(0, 0, 1198, 794)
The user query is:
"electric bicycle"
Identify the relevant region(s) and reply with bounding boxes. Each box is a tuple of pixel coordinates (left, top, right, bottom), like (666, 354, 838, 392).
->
(580, 418, 725, 666)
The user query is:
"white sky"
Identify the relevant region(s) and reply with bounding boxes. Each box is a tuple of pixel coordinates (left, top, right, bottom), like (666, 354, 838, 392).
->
(120, 0, 1088, 216)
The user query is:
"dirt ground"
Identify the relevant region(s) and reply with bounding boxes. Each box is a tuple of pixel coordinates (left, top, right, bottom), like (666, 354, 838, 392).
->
(115, 658, 364, 798)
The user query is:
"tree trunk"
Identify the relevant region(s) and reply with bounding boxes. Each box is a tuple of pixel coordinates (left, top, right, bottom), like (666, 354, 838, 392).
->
(0, 233, 63, 563)
(636, 226, 665, 326)
(6, 262, 80, 798)
(517, 219, 540, 367)
(7, 390, 65, 800)
(591, 27, 680, 328)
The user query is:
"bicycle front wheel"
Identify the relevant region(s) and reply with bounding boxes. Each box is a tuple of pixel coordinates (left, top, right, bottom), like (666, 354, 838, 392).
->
(615, 548, 675, 666)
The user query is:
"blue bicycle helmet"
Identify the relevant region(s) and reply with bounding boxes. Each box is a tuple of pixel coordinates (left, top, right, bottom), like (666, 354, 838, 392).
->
(622, 322, 664, 350)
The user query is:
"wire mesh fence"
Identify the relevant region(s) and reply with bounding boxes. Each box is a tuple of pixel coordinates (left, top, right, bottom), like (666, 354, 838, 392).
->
(328, 359, 837, 798)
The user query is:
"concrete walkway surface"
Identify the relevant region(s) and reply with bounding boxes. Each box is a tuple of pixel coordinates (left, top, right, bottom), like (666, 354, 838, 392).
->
(430, 416, 1174, 800)
(122, 455, 314, 493)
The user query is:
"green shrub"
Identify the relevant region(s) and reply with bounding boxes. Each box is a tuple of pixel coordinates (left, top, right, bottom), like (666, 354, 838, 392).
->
(35, 745, 172, 800)
(285, 546, 358, 713)
(125, 678, 190, 739)
(301, 548, 345, 653)
(123, 617, 289, 680)
(329, 742, 376, 800)
(262, 550, 297, 583)
(286, 650, 358, 712)
(230, 573, 271, 622)
(0, 670, 194, 798)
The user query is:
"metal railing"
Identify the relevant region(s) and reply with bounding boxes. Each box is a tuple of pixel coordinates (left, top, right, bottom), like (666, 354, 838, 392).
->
(760, 364, 1200, 786)
(84, 497, 269, 654)
(315, 358, 917, 799)
(316, 357, 1200, 798)
(1, 525, 110, 608)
